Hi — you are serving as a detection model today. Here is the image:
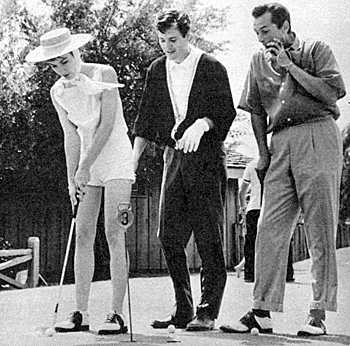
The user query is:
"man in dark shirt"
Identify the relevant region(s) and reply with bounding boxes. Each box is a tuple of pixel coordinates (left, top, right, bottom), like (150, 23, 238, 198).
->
(220, 3, 346, 337)
(133, 9, 235, 331)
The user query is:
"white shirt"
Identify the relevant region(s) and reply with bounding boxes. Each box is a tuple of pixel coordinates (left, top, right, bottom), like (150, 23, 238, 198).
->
(166, 46, 203, 136)
(242, 159, 261, 211)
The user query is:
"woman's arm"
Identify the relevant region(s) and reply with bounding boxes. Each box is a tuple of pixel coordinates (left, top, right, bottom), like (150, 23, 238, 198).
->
(51, 89, 80, 186)
(75, 66, 120, 190)
(51, 88, 81, 203)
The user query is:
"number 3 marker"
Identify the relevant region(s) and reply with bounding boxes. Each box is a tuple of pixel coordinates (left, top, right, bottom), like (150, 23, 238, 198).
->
(117, 202, 134, 229)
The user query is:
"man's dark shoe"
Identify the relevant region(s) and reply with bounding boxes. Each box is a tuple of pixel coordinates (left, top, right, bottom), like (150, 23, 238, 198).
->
(220, 310, 273, 334)
(186, 315, 215, 331)
(151, 314, 193, 329)
(297, 316, 326, 336)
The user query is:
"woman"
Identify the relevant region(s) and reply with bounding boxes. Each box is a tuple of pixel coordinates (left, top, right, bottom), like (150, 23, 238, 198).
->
(26, 28, 134, 335)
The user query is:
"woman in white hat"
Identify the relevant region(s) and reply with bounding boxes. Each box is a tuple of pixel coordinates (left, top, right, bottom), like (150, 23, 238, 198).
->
(26, 28, 135, 335)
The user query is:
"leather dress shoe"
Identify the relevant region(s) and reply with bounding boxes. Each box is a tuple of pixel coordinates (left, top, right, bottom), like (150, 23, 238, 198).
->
(151, 314, 193, 329)
(186, 315, 215, 331)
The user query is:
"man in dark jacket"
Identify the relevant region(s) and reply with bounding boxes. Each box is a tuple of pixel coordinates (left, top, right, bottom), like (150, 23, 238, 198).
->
(133, 9, 236, 332)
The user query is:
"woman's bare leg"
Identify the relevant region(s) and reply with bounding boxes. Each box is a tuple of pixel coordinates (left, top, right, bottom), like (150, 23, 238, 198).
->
(75, 185, 102, 311)
(104, 179, 132, 313)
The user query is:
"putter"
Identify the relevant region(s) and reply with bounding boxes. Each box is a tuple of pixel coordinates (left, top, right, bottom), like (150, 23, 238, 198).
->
(117, 202, 134, 342)
(53, 199, 80, 327)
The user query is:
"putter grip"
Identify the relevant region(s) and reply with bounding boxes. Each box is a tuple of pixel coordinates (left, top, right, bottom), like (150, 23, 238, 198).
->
(72, 199, 79, 218)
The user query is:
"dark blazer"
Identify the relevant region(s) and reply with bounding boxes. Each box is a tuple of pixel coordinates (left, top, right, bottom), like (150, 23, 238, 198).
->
(133, 53, 236, 152)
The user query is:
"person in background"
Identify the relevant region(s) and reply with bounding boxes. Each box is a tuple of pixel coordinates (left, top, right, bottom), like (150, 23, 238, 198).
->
(26, 28, 134, 335)
(238, 158, 294, 283)
(220, 3, 345, 336)
(133, 9, 235, 331)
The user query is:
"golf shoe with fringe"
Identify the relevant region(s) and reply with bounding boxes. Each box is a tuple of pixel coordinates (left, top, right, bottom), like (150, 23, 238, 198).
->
(98, 311, 128, 335)
(220, 310, 273, 334)
(55, 310, 89, 332)
(297, 315, 326, 336)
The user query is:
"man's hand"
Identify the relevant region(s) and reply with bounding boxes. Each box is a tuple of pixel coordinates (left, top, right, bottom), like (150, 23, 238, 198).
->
(176, 119, 209, 153)
(256, 152, 271, 184)
(266, 38, 293, 70)
(132, 136, 147, 173)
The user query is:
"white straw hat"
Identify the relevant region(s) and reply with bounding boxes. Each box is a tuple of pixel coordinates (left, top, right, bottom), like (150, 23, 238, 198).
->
(25, 28, 91, 62)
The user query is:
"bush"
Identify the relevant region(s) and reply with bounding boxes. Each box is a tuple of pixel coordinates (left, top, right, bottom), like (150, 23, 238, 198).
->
(0, 0, 231, 194)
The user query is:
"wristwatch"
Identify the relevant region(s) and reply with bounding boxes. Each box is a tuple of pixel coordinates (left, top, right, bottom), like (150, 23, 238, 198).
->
(277, 51, 293, 71)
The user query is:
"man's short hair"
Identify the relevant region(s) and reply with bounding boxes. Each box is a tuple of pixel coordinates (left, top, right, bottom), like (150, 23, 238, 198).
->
(156, 9, 191, 38)
(252, 3, 291, 32)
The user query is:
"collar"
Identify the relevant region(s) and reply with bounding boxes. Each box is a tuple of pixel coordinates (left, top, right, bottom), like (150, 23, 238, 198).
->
(168, 45, 201, 71)
(61, 74, 82, 87)
(55, 73, 124, 97)
(286, 32, 301, 51)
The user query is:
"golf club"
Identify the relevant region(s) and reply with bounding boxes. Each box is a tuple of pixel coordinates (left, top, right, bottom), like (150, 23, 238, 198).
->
(53, 199, 80, 327)
(117, 202, 134, 342)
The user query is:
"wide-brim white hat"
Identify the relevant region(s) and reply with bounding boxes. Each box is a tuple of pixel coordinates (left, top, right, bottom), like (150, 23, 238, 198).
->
(25, 28, 91, 62)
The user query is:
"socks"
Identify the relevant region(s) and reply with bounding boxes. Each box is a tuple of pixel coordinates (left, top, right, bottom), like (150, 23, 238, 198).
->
(253, 309, 271, 318)
(251, 309, 325, 321)
(79, 310, 89, 323)
(310, 309, 326, 321)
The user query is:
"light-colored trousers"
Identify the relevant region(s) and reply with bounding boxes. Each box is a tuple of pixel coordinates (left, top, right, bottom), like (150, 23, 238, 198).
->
(253, 117, 342, 313)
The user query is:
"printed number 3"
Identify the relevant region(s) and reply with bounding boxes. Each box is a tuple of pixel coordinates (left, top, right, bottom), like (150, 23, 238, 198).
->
(121, 211, 129, 226)
(117, 204, 133, 228)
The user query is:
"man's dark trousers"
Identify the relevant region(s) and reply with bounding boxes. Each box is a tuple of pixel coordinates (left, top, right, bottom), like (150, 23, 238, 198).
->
(158, 146, 227, 321)
(244, 209, 260, 282)
(244, 209, 295, 282)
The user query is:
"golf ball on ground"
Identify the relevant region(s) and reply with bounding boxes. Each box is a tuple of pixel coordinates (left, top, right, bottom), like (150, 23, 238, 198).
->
(44, 327, 56, 337)
(167, 324, 176, 333)
(251, 327, 259, 335)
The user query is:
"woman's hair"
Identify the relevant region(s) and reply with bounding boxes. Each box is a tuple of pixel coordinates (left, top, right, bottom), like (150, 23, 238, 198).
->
(47, 51, 74, 62)
(156, 9, 191, 38)
(252, 3, 291, 32)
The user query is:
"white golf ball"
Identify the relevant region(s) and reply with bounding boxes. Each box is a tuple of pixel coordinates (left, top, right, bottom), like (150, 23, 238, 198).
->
(44, 327, 56, 337)
(251, 327, 259, 335)
(167, 324, 176, 333)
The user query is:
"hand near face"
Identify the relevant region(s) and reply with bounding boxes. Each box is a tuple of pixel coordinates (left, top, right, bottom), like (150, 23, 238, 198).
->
(266, 38, 292, 69)
(265, 38, 283, 55)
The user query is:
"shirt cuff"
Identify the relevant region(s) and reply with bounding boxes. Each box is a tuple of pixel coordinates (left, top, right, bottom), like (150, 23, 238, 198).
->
(196, 118, 210, 132)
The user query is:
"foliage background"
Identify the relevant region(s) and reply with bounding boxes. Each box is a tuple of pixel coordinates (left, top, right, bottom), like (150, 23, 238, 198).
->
(0, 0, 238, 197)
(1, 0, 349, 222)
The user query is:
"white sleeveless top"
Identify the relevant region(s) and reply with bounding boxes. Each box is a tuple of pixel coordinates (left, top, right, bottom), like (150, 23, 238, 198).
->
(52, 65, 134, 184)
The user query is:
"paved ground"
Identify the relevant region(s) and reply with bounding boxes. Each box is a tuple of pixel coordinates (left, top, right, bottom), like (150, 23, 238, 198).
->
(1, 247, 349, 346)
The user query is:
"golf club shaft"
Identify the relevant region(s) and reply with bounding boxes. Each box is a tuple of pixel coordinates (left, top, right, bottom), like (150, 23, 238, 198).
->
(125, 245, 133, 342)
(53, 201, 79, 325)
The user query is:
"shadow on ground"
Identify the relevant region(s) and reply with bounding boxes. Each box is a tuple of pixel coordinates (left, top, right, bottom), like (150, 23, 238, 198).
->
(77, 330, 350, 346)
(181, 330, 350, 346)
